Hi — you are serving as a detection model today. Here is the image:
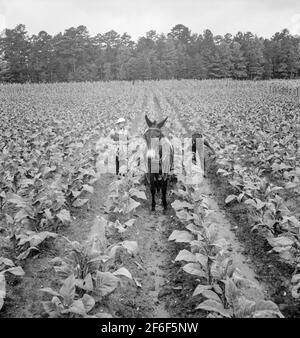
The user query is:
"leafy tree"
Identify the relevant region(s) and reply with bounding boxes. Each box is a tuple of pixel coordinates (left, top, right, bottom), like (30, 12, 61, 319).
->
(1, 24, 300, 83)
(192, 53, 206, 79)
(217, 41, 233, 78)
(120, 33, 135, 49)
(28, 31, 53, 82)
(208, 52, 222, 78)
(116, 46, 133, 80)
(103, 62, 112, 81)
(0, 58, 10, 81)
(0, 24, 30, 82)
(160, 38, 178, 79)
(231, 42, 247, 79)
(133, 53, 152, 80)
(168, 24, 191, 45)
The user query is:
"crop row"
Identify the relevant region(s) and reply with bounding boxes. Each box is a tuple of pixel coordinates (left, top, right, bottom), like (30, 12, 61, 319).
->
(157, 80, 300, 300)
(0, 82, 147, 314)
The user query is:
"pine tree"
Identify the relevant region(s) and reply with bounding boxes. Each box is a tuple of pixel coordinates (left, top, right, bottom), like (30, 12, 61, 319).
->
(230, 42, 247, 79)
(134, 53, 152, 80)
(161, 38, 178, 79)
(246, 38, 265, 80)
(192, 53, 206, 79)
(218, 42, 233, 78)
(208, 52, 222, 78)
(0, 24, 30, 82)
(0, 58, 10, 82)
(28, 31, 53, 82)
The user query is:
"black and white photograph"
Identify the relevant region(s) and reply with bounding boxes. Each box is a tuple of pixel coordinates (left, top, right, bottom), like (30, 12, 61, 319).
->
(0, 0, 299, 325)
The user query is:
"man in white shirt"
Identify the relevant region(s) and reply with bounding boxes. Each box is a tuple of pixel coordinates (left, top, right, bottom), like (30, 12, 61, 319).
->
(109, 118, 129, 175)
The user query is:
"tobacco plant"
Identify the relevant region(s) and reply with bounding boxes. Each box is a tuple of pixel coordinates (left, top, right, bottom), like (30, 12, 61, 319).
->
(0, 257, 25, 311)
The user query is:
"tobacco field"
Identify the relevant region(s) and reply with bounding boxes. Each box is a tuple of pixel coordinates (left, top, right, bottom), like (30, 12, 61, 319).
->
(0, 79, 299, 318)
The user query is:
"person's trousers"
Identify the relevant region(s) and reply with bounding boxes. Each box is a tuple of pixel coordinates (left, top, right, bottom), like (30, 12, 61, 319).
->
(116, 155, 119, 175)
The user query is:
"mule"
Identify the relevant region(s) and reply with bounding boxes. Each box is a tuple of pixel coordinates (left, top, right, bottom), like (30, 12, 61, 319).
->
(143, 115, 174, 212)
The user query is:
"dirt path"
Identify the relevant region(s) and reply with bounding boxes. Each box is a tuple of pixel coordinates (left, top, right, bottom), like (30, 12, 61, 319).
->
(61, 92, 175, 318)
(135, 208, 171, 318)
(110, 89, 173, 317)
(199, 179, 265, 300)
(106, 201, 174, 318)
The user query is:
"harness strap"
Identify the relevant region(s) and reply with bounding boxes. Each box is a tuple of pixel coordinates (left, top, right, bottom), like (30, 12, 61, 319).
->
(147, 128, 162, 131)
(143, 127, 163, 134)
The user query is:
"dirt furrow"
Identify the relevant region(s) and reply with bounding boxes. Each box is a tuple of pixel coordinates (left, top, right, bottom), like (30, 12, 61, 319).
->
(200, 179, 266, 300)
(101, 102, 174, 318)
(113, 205, 172, 318)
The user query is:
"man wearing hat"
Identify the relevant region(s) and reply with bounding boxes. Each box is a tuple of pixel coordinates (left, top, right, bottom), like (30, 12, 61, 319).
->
(109, 117, 129, 176)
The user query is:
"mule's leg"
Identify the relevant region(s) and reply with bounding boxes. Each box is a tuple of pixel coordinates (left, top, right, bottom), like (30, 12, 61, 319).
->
(162, 179, 168, 211)
(156, 177, 161, 193)
(150, 175, 156, 211)
(116, 155, 120, 176)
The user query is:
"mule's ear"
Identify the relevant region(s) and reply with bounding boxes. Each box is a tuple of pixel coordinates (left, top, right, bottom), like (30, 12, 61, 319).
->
(145, 115, 152, 127)
(157, 117, 168, 129)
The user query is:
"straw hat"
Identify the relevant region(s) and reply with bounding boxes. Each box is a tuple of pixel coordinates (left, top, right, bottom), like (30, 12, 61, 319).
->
(116, 117, 126, 124)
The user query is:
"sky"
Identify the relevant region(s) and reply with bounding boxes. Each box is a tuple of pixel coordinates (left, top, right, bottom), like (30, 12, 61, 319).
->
(0, 0, 300, 40)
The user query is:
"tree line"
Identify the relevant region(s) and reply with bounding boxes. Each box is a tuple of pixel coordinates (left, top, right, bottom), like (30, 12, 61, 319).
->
(0, 24, 300, 83)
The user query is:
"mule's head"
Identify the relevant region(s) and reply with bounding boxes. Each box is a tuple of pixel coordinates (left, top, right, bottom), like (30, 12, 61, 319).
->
(143, 115, 168, 159)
